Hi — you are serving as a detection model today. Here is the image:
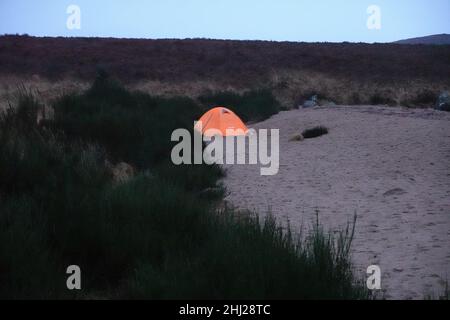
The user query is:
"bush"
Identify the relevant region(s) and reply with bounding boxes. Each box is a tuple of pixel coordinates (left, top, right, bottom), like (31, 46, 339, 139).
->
(369, 91, 396, 106)
(0, 96, 111, 298)
(302, 126, 329, 139)
(349, 92, 362, 105)
(0, 82, 367, 299)
(401, 89, 438, 108)
(50, 75, 203, 169)
(413, 89, 437, 106)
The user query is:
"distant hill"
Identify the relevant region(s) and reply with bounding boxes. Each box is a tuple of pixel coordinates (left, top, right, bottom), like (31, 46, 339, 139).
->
(0, 35, 449, 107)
(1, 35, 449, 85)
(394, 34, 450, 45)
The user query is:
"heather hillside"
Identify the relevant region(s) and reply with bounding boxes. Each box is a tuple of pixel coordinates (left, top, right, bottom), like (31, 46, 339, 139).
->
(1, 35, 449, 107)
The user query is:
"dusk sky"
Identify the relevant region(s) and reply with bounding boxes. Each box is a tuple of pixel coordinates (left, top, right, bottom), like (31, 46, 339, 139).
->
(0, 0, 449, 42)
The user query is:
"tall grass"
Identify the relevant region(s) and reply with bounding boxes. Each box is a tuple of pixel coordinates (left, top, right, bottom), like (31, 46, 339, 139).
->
(0, 78, 367, 299)
(0, 94, 111, 298)
(50, 76, 203, 169)
(126, 211, 367, 299)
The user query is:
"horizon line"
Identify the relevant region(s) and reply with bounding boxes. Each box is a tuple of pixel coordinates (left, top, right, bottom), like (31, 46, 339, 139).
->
(1, 32, 449, 45)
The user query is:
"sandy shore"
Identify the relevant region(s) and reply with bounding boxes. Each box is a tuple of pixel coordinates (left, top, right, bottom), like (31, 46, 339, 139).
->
(222, 105, 450, 299)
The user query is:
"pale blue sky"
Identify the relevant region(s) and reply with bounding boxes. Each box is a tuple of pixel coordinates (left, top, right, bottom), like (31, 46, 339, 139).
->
(0, 0, 448, 42)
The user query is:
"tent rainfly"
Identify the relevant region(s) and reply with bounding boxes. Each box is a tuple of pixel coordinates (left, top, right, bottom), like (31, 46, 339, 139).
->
(194, 107, 248, 137)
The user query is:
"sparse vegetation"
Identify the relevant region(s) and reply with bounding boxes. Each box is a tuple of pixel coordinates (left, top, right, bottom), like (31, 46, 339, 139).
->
(0, 79, 367, 299)
(425, 280, 449, 300)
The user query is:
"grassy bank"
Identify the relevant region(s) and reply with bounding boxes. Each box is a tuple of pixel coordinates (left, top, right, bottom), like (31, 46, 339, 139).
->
(0, 76, 368, 299)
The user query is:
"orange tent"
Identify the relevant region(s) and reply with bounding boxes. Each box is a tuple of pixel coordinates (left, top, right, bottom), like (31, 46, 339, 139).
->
(194, 106, 248, 137)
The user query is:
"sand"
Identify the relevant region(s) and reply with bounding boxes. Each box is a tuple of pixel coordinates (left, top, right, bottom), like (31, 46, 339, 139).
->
(222, 105, 450, 299)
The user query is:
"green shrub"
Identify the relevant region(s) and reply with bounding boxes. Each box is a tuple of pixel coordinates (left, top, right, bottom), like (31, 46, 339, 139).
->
(50, 76, 203, 169)
(0, 96, 110, 298)
(349, 92, 362, 105)
(414, 89, 436, 106)
(401, 89, 437, 107)
(0, 196, 67, 299)
(0, 82, 367, 299)
(369, 91, 396, 106)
